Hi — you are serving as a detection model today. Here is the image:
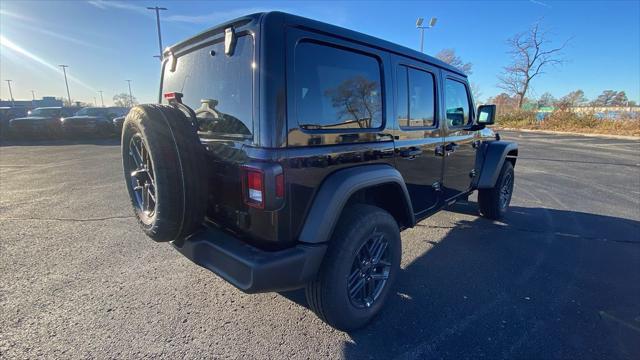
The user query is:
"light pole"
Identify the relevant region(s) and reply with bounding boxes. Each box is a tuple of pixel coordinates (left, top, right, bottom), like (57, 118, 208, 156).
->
(59, 64, 72, 105)
(147, 6, 168, 60)
(98, 90, 105, 107)
(31, 90, 36, 107)
(125, 80, 133, 107)
(93, 97, 97, 106)
(416, 17, 437, 53)
(5, 80, 14, 106)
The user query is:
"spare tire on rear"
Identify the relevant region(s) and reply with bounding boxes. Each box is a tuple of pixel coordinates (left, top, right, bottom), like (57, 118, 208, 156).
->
(121, 104, 209, 242)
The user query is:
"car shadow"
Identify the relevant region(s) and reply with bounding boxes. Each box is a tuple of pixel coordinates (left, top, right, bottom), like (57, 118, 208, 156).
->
(281, 202, 640, 359)
(0, 137, 120, 147)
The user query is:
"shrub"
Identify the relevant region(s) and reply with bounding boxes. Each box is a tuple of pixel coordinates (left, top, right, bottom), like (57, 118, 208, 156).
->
(496, 109, 640, 136)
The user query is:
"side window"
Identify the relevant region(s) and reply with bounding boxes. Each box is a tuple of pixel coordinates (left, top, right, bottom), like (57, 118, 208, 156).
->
(295, 41, 383, 130)
(396, 66, 436, 128)
(445, 79, 471, 127)
(396, 67, 408, 126)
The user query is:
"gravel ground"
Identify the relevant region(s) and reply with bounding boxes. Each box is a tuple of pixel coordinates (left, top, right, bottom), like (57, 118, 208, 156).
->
(1, 131, 639, 359)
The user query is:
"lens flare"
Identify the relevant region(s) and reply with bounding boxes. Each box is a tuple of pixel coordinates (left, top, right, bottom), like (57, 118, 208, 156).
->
(0, 35, 96, 91)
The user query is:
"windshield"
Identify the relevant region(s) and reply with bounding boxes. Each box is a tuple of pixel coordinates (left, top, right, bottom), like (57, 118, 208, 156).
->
(75, 108, 108, 116)
(30, 108, 60, 117)
(162, 35, 254, 138)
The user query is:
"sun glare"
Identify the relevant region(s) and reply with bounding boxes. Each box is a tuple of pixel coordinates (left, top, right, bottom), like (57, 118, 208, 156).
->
(0, 35, 96, 91)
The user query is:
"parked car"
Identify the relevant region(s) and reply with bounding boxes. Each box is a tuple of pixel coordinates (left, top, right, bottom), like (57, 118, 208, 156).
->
(0, 107, 29, 139)
(9, 107, 76, 138)
(120, 12, 517, 331)
(61, 107, 124, 137)
(110, 108, 130, 134)
(112, 116, 126, 134)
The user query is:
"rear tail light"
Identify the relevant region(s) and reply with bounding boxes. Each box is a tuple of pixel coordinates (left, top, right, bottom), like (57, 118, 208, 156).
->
(275, 174, 284, 198)
(242, 165, 284, 209)
(163, 92, 184, 104)
(243, 168, 265, 208)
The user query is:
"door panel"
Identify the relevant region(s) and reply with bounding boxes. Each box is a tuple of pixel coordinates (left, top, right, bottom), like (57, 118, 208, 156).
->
(393, 61, 444, 216)
(442, 76, 478, 200)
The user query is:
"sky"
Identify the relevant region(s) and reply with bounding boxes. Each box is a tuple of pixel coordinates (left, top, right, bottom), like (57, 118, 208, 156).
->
(1, 0, 639, 106)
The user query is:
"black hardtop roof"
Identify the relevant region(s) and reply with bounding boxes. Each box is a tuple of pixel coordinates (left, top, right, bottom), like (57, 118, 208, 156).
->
(166, 11, 467, 77)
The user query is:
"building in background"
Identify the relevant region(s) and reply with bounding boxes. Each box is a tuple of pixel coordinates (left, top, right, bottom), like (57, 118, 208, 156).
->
(0, 96, 63, 109)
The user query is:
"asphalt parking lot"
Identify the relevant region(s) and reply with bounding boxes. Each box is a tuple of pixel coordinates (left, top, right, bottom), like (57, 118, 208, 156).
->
(1, 131, 639, 359)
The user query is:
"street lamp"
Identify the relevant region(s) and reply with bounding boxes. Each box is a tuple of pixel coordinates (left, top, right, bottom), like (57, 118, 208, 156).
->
(98, 90, 105, 107)
(59, 64, 72, 106)
(147, 6, 168, 60)
(416, 17, 437, 53)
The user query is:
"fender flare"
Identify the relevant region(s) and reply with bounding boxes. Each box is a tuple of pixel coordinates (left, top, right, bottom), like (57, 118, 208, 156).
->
(298, 164, 415, 244)
(476, 140, 518, 189)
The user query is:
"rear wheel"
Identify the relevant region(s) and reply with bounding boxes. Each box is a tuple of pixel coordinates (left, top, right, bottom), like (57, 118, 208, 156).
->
(122, 105, 209, 242)
(478, 161, 514, 220)
(305, 204, 401, 331)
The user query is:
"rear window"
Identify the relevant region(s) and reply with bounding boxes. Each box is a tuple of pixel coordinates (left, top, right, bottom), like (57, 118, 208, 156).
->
(294, 41, 383, 130)
(162, 35, 254, 138)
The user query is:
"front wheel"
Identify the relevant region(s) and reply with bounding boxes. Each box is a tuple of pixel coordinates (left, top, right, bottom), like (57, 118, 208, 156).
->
(478, 161, 514, 220)
(305, 204, 401, 331)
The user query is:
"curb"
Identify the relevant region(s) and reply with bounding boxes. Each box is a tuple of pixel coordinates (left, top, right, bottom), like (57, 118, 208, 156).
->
(496, 128, 640, 141)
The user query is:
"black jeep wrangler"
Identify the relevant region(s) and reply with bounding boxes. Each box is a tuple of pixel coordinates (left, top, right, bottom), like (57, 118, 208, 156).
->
(121, 12, 517, 331)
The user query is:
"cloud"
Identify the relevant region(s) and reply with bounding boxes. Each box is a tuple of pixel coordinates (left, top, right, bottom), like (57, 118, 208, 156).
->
(0, 9, 34, 22)
(164, 7, 274, 24)
(529, 0, 551, 8)
(87, 0, 151, 17)
(9, 21, 105, 50)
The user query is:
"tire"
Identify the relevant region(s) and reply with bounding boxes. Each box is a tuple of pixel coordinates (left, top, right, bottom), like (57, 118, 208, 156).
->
(478, 160, 514, 220)
(121, 104, 209, 242)
(305, 204, 401, 331)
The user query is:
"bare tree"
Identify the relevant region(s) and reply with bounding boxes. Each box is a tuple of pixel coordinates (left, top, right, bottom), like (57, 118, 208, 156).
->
(592, 90, 629, 106)
(557, 89, 587, 108)
(436, 48, 473, 75)
(498, 22, 569, 108)
(537, 92, 556, 107)
(470, 83, 482, 104)
(325, 76, 381, 128)
(113, 93, 138, 107)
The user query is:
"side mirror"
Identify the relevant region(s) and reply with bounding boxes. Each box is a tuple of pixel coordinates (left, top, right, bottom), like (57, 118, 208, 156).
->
(477, 104, 496, 125)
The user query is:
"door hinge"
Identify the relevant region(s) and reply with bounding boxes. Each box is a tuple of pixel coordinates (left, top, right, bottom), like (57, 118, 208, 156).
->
(432, 181, 441, 191)
(469, 169, 477, 178)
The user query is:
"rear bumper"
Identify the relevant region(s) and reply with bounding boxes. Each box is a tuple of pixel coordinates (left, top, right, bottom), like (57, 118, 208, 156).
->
(172, 225, 326, 293)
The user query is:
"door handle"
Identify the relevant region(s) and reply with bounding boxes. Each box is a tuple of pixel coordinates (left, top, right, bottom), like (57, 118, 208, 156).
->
(445, 142, 459, 152)
(436, 143, 457, 157)
(400, 147, 422, 159)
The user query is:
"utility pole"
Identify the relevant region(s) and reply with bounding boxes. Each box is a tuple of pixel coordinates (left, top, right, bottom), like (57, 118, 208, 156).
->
(416, 17, 437, 53)
(93, 97, 97, 106)
(59, 64, 72, 105)
(126, 80, 133, 107)
(98, 90, 105, 107)
(31, 90, 36, 107)
(147, 6, 168, 60)
(5, 80, 14, 106)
